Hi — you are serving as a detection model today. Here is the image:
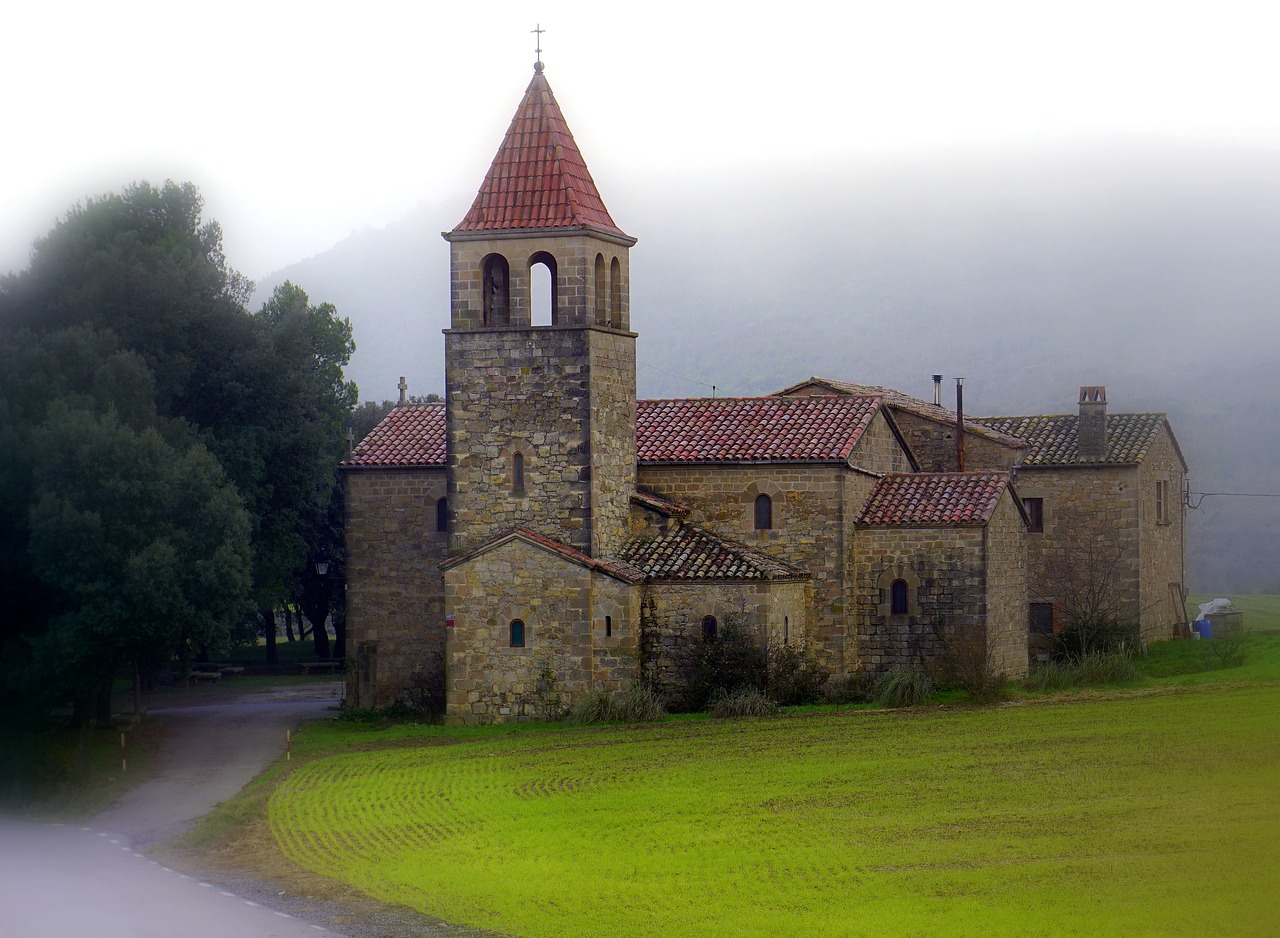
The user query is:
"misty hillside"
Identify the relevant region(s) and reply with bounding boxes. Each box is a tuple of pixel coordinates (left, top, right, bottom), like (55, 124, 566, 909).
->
(254, 144, 1280, 595)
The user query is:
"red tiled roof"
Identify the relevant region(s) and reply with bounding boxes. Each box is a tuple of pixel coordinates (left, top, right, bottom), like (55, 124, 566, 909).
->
(856, 472, 1011, 526)
(452, 67, 626, 236)
(442, 528, 644, 583)
(631, 489, 691, 518)
(619, 524, 807, 581)
(636, 396, 882, 464)
(340, 403, 445, 468)
(775, 377, 1026, 448)
(343, 396, 885, 469)
(975, 414, 1170, 466)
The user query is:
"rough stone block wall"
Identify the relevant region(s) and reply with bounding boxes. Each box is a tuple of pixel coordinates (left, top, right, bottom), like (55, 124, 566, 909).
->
(983, 493, 1030, 677)
(639, 580, 808, 704)
(638, 464, 850, 671)
(445, 326, 635, 558)
(850, 412, 916, 474)
(1137, 427, 1188, 643)
(892, 411, 1022, 472)
(1016, 465, 1142, 642)
(851, 526, 989, 677)
(343, 467, 447, 708)
(443, 539, 638, 724)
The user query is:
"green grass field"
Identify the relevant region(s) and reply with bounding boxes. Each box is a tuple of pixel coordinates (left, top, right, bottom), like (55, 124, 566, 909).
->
(266, 629, 1280, 938)
(1188, 593, 1280, 631)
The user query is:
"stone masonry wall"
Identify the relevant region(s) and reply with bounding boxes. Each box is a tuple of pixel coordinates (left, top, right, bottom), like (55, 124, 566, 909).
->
(983, 492, 1030, 677)
(1137, 428, 1188, 642)
(1015, 465, 1142, 642)
(343, 467, 447, 708)
(637, 464, 849, 671)
(851, 525, 989, 677)
(444, 538, 639, 724)
(640, 580, 809, 704)
(891, 410, 1022, 472)
(850, 412, 916, 474)
(445, 325, 635, 559)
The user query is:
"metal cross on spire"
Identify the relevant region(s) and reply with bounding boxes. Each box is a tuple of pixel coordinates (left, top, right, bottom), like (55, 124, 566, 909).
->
(532, 23, 546, 73)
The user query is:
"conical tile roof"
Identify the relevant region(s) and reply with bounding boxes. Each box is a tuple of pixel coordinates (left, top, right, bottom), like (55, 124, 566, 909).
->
(453, 65, 627, 236)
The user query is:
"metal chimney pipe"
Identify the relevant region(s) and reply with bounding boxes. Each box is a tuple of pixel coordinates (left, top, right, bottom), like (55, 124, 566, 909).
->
(955, 378, 965, 471)
(932, 374, 943, 406)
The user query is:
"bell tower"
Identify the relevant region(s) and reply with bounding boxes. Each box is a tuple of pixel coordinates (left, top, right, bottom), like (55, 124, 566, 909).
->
(443, 60, 638, 559)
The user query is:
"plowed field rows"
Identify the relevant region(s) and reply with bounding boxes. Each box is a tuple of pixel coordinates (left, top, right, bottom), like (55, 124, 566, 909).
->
(269, 685, 1279, 937)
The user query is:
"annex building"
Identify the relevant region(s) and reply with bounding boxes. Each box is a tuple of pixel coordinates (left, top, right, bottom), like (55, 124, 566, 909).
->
(341, 63, 1189, 722)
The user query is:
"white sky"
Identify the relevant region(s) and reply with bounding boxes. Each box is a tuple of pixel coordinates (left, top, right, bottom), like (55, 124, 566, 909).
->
(4, 0, 1279, 280)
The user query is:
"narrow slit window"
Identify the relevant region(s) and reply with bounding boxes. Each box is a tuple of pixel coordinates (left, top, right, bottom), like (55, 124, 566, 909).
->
(513, 452, 525, 493)
(605, 615, 613, 638)
(754, 493, 773, 530)
(435, 497, 448, 533)
(890, 579, 909, 615)
(509, 619, 526, 648)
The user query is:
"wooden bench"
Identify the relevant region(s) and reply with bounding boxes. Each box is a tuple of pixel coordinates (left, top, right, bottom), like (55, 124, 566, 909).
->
(187, 671, 221, 685)
(299, 660, 343, 675)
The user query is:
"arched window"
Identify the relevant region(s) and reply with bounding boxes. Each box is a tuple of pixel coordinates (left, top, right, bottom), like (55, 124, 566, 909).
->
(890, 579, 909, 616)
(594, 254, 607, 325)
(512, 452, 525, 493)
(509, 619, 526, 648)
(609, 257, 623, 328)
(605, 615, 613, 638)
(784, 615, 789, 645)
(701, 615, 718, 641)
(482, 254, 510, 326)
(754, 493, 773, 530)
(435, 497, 448, 533)
(530, 252, 557, 325)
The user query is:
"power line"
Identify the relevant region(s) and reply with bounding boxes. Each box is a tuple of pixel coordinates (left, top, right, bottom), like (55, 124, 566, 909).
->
(1187, 491, 1280, 510)
(639, 362, 722, 397)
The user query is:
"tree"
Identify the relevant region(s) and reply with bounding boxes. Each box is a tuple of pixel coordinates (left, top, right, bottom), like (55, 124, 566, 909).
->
(24, 404, 252, 714)
(0, 186, 359, 676)
(1042, 541, 1141, 658)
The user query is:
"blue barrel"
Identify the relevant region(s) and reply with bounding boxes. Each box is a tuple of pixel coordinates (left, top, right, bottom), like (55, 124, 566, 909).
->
(1199, 619, 1212, 639)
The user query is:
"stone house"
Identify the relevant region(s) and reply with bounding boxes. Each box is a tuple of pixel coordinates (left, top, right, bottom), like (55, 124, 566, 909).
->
(340, 63, 1186, 721)
(978, 388, 1189, 648)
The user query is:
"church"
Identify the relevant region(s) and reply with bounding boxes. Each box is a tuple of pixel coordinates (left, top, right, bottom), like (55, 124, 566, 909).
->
(340, 61, 1188, 722)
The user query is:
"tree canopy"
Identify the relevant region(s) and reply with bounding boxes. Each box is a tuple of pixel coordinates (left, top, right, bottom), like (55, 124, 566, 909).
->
(0, 181, 356, 710)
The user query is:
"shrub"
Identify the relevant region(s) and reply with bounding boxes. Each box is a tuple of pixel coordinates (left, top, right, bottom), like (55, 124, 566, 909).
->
(767, 644, 827, 706)
(681, 622, 768, 712)
(820, 674, 868, 705)
(936, 621, 1008, 703)
(568, 685, 666, 725)
(1023, 650, 1140, 691)
(871, 668, 933, 708)
(707, 687, 777, 719)
(1206, 632, 1246, 668)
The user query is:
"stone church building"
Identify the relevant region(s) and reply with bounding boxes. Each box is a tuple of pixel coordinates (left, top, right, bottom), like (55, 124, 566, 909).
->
(341, 63, 1188, 722)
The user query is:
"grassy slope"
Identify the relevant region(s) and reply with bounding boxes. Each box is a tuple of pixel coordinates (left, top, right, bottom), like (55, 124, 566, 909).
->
(266, 634, 1280, 938)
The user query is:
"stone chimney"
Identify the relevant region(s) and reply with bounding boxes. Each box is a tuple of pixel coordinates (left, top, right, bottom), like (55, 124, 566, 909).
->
(1078, 386, 1107, 460)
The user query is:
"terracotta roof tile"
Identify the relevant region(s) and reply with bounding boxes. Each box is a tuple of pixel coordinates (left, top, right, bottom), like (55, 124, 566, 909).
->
(344, 396, 886, 469)
(442, 528, 644, 583)
(636, 396, 882, 464)
(340, 404, 445, 468)
(775, 377, 1025, 447)
(975, 413, 1168, 466)
(453, 69, 626, 236)
(631, 489, 691, 518)
(619, 525, 808, 581)
(856, 472, 1011, 526)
